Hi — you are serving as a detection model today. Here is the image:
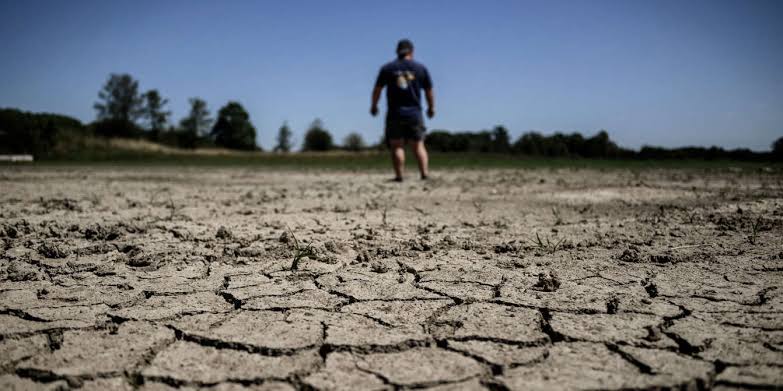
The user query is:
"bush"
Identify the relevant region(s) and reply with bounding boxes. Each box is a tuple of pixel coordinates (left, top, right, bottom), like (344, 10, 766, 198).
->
(90, 118, 143, 139)
(210, 102, 258, 150)
(302, 119, 334, 151)
(773, 137, 783, 161)
(511, 130, 631, 158)
(343, 132, 365, 152)
(0, 108, 87, 157)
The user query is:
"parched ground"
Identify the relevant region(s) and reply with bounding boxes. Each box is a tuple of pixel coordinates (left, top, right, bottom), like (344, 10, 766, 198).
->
(0, 165, 781, 390)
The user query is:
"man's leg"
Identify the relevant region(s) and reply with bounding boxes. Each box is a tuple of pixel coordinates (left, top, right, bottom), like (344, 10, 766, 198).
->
(411, 140, 429, 179)
(389, 138, 405, 180)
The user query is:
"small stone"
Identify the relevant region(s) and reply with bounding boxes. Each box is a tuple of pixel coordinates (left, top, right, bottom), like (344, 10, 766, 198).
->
(37, 241, 71, 259)
(606, 297, 620, 314)
(618, 245, 642, 262)
(6, 262, 43, 281)
(355, 250, 371, 263)
(4, 225, 18, 238)
(127, 252, 154, 267)
(643, 281, 658, 298)
(370, 261, 390, 273)
(531, 271, 560, 292)
(216, 226, 233, 239)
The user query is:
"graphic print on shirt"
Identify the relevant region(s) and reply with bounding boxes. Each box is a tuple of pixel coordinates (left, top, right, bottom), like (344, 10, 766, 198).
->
(395, 71, 415, 90)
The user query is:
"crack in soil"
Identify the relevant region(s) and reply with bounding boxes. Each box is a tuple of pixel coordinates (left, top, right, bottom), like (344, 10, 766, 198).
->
(3, 167, 781, 390)
(606, 343, 655, 374)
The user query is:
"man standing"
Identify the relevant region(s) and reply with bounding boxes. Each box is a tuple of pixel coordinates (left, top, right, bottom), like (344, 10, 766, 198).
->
(371, 39, 435, 181)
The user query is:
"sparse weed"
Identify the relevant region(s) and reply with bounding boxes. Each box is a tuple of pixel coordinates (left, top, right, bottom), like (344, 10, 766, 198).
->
(286, 226, 316, 270)
(88, 193, 101, 206)
(165, 197, 184, 221)
(552, 207, 563, 225)
(473, 200, 483, 214)
(149, 187, 168, 205)
(748, 217, 763, 245)
(532, 232, 566, 254)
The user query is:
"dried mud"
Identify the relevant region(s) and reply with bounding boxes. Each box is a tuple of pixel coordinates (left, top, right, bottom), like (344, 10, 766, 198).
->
(1, 166, 781, 390)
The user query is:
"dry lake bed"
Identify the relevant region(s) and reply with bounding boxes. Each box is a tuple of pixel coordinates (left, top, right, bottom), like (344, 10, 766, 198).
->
(1, 165, 781, 390)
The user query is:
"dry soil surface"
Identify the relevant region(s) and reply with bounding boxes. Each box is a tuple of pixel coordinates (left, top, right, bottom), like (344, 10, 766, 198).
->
(1, 166, 781, 390)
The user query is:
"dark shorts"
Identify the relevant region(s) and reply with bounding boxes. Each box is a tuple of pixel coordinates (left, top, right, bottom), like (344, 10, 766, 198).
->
(385, 116, 426, 143)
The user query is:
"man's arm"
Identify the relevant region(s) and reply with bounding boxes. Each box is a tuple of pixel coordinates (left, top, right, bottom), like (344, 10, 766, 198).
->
(370, 86, 383, 116)
(425, 88, 435, 118)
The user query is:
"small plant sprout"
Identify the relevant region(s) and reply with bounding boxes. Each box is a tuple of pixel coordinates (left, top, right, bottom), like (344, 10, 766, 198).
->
(166, 196, 184, 221)
(533, 232, 566, 254)
(748, 217, 763, 245)
(552, 207, 563, 225)
(473, 200, 483, 214)
(287, 225, 316, 271)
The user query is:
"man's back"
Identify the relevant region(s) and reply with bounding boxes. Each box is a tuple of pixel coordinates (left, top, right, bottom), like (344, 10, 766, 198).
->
(370, 38, 434, 182)
(375, 59, 432, 119)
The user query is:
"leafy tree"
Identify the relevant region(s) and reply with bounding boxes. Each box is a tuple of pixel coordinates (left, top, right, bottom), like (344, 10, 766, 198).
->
(512, 132, 556, 156)
(563, 133, 585, 156)
(470, 131, 493, 152)
(425, 130, 455, 152)
(343, 132, 365, 152)
(490, 125, 511, 153)
(583, 130, 612, 158)
(93, 73, 143, 137)
(302, 119, 334, 151)
(274, 122, 293, 152)
(142, 89, 170, 140)
(210, 101, 258, 150)
(0, 108, 85, 157)
(178, 98, 212, 148)
(772, 136, 783, 161)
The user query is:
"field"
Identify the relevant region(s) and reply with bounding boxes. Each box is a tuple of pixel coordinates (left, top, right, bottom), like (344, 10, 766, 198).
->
(1, 163, 782, 390)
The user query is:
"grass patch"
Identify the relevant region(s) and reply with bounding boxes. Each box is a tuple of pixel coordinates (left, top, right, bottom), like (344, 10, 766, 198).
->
(3, 138, 781, 172)
(532, 232, 567, 254)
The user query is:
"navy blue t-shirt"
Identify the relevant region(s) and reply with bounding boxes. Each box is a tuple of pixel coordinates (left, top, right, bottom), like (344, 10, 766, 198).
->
(374, 59, 432, 120)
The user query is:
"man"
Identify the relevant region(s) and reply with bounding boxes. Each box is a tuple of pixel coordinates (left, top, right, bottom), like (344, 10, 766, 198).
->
(371, 39, 435, 182)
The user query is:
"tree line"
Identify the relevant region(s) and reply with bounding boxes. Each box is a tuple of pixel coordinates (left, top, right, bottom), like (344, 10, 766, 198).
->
(91, 73, 258, 150)
(1, 72, 781, 160)
(11, 73, 366, 153)
(425, 127, 782, 161)
(92, 73, 372, 152)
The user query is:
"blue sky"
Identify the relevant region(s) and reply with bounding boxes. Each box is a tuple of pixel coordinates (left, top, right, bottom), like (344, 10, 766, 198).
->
(1, 0, 781, 150)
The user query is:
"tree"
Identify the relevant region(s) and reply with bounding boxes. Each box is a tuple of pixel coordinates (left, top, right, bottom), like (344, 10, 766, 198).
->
(343, 132, 365, 152)
(274, 122, 293, 152)
(0, 108, 85, 157)
(490, 125, 511, 153)
(302, 119, 334, 151)
(210, 101, 258, 150)
(469, 131, 493, 152)
(93, 74, 144, 137)
(583, 130, 612, 158)
(142, 89, 170, 141)
(773, 136, 783, 161)
(179, 98, 212, 148)
(426, 130, 455, 152)
(512, 132, 545, 155)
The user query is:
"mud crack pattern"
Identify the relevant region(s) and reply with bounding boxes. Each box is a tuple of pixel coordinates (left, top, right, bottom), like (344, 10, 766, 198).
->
(1, 166, 781, 390)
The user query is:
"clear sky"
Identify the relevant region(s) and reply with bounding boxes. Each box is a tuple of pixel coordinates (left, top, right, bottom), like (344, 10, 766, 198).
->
(1, 0, 781, 151)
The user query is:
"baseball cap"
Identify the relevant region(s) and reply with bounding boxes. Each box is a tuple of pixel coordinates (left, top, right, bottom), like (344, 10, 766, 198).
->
(396, 39, 414, 56)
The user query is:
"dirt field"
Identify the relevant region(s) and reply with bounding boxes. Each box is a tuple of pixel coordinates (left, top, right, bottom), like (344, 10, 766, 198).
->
(1, 165, 781, 390)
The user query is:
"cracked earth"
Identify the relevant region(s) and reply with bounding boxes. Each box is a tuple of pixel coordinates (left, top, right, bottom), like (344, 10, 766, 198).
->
(1, 166, 781, 390)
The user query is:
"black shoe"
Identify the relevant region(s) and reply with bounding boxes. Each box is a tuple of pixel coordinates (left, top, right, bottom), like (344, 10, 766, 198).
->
(421, 174, 429, 180)
(389, 177, 403, 183)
